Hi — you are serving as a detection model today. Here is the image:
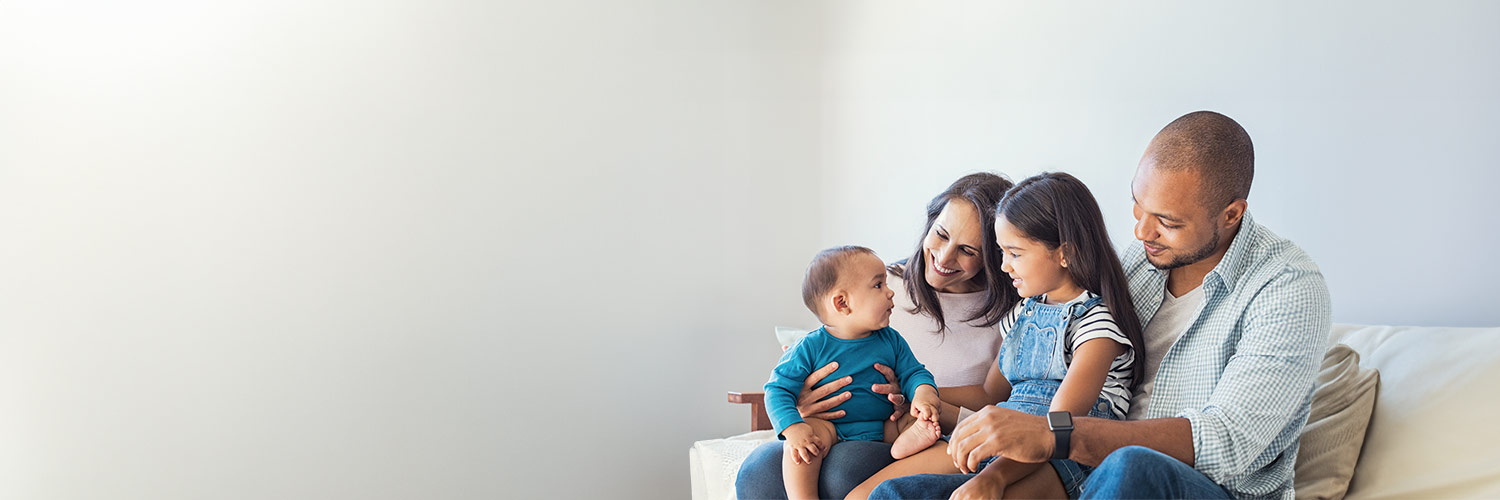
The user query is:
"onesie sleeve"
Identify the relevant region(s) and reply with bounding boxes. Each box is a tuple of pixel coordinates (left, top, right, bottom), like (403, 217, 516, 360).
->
(763, 334, 818, 437)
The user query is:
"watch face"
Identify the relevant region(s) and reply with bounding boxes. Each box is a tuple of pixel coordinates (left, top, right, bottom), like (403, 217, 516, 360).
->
(1048, 411, 1073, 429)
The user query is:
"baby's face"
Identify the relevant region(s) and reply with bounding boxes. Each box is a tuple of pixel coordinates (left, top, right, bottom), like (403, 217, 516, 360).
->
(830, 253, 897, 332)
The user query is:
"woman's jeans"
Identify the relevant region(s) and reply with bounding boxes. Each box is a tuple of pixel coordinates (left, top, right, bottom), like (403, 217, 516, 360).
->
(735, 439, 894, 500)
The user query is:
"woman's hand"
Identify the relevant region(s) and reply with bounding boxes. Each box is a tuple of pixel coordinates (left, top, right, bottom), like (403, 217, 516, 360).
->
(947, 406, 1051, 473)
(870, 363, 909, 421)
(797, 361, 853, 420)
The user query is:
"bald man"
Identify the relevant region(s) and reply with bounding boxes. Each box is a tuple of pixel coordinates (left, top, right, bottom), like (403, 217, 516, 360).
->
(872, 112, 1331, 500)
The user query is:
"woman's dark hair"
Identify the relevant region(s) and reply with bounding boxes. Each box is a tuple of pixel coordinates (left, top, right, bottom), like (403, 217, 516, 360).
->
(889, 172, 1021, 333)
(996, 172, 1146, 383)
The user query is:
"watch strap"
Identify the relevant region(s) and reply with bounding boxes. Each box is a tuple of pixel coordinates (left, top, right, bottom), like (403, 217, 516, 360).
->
(1052, 427, 1071, 460)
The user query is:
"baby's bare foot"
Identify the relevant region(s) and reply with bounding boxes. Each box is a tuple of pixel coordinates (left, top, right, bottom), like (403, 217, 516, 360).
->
(891, 418, 941, 459)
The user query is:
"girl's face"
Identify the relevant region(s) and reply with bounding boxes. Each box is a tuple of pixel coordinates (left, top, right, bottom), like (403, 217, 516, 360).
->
(996, 215, 1081, 302)
(922, 200, 986, 294)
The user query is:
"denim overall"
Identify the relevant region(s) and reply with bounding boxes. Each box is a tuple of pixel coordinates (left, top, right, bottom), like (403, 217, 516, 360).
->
(996, 294, 1117, 419)
(967, 294, 1121, 495)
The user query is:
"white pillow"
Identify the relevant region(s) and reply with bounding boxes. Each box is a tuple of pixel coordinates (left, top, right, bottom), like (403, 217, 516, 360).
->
(1294, 343, 1379, 500)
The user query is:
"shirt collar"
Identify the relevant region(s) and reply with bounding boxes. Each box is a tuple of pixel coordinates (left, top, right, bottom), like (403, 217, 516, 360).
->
(1204, 211, 1258, 292)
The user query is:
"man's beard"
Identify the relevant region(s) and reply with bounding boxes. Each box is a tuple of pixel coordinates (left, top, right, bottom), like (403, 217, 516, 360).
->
(1150, 229, 1221, 271)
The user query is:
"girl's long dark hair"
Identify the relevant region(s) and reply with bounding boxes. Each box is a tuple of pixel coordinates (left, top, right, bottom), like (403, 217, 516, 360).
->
(996, 172, 1146, 383)
(889, 172, 1021, 333)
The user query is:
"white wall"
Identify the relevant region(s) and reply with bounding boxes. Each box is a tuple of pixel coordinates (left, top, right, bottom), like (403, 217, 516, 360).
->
(0, 1, 823, 498)
(3, 2, 1498, 499)
(817, 1, 1500, 329)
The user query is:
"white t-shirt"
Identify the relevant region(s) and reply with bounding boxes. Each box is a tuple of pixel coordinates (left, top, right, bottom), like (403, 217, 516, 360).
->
(1125, 284, 1206, 421)
(997, 290, 1136, 418)
(887, 272, 1004, 387)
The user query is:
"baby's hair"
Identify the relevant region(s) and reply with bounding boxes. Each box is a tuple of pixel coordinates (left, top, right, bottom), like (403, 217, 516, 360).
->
(996, 173, 1147, 383)
(802, 245, 877, 318)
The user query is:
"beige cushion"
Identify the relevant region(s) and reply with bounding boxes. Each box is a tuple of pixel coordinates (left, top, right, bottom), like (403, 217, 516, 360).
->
(1294, 344, 1379, 500)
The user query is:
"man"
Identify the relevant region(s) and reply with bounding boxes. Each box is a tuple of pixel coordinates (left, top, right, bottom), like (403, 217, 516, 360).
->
(872, 111, 1331, 499)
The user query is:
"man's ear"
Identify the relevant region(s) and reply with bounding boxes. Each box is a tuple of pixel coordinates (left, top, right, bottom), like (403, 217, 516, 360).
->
(1221, 199, 1248, 229)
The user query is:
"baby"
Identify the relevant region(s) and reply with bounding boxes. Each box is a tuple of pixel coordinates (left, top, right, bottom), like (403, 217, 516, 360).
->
(764, 245, 943, 500)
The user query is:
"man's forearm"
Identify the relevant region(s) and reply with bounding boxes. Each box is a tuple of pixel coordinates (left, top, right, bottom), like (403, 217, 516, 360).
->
(1071, 416, 1195, 467)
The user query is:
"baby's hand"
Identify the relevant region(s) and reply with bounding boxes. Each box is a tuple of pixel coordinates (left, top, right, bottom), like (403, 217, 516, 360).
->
(911, 400, 939, 422)
(783, 423, 823, 465)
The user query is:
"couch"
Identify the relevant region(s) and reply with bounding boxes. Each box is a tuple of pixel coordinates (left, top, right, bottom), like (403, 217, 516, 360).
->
(690, 323, 1500, 499)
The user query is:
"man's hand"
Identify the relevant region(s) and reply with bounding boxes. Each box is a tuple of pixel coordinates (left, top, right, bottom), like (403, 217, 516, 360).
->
(947, 406, 1052, 473)
(782, 423, 823, 465)
(797, 361, 853, 420)
(870, 363, 909, 421)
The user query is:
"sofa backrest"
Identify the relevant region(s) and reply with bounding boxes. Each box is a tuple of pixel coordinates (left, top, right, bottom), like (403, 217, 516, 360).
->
(1329, 324, 1500, 499)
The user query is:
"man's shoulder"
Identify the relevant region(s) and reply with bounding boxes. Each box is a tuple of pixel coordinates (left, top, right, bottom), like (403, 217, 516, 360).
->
(1222, 219, 1331, 323)
(1236, 219, 1325, 287)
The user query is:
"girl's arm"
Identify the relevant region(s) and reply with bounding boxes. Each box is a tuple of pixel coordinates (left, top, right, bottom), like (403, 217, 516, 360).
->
(934, 384, 992, 412)
(982, 348, 1013, 405)
(934, 351, 1016, 431)
(935, 347, 1013, 416)
(1050, 338, 1125, 416)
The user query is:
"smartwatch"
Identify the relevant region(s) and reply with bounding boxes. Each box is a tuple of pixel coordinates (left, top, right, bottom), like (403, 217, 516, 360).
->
(1047, 411, 1074, 460)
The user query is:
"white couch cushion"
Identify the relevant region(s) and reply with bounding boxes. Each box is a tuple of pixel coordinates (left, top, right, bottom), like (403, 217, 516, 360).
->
(690, 430, 775, 500)
(1330, 324, 1500, 499)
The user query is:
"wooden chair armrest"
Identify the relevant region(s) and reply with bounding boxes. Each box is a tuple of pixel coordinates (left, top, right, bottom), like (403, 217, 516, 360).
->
(728, 391, 773, 432)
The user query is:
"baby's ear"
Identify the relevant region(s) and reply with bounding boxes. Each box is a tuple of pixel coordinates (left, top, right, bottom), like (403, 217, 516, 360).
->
(829, 291, 852, 316)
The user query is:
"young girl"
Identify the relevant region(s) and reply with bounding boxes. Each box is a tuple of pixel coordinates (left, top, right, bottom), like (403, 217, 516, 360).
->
(846, 172, 1145, 500)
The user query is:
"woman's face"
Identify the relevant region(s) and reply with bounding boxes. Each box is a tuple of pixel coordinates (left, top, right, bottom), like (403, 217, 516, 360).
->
(922, 200, 986, 293)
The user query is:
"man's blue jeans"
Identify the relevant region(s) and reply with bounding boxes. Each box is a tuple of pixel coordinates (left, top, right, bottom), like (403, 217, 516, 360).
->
(1078, 446, 1233, 499)
(735, 439, 895, 500)
(869, 446, 1234, 500)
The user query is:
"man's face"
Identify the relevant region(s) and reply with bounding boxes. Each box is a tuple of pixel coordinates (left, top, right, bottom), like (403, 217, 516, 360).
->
(1130, 164, 1222, 270)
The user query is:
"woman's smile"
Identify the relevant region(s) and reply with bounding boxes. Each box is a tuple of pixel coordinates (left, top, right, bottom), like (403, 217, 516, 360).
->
(929, 255, 961, 276)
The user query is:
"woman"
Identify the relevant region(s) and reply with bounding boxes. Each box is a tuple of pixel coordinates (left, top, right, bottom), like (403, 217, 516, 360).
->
(735, 172, 1022, 500)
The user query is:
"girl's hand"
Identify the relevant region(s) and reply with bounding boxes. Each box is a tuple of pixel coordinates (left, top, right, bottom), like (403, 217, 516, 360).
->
(797, 362, 853, 420)
(949, 472, 1006, 500)
(869, 363, 908, 421)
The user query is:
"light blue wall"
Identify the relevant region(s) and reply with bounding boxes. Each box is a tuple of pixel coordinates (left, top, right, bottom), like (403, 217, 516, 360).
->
(2, 2, 1495, 500)
(815, 1, 1500, 328)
